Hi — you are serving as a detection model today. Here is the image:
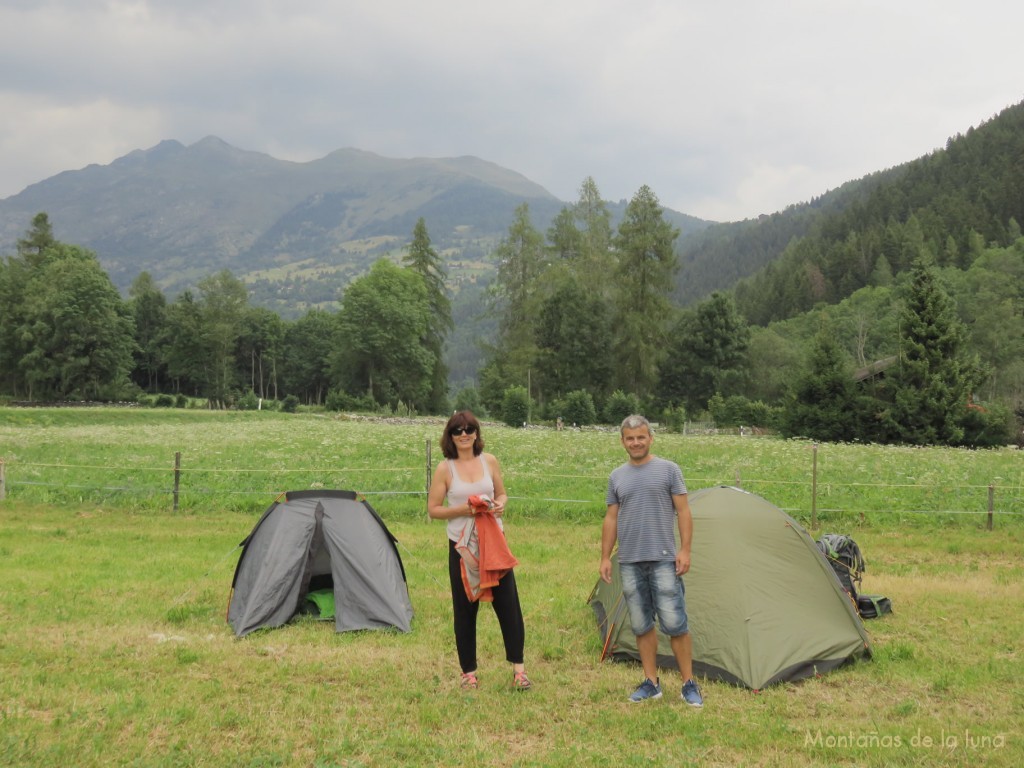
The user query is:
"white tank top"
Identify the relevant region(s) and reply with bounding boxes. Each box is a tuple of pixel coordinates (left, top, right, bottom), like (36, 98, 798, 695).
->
(445, 456, 501, 542)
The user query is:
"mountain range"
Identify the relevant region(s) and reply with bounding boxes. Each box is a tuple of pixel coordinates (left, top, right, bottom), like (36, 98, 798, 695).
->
(0, 136, 710, 314)
(4, 101, 1022, 396)
(4, 98, 1017, 327)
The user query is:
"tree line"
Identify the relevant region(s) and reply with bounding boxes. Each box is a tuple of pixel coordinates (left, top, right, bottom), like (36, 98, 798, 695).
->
(0, 213, 452, 414)
(475, 179, 1017, 447)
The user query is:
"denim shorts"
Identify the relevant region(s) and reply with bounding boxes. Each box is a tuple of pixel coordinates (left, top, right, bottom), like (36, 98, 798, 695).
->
(620, 560, 689, 636)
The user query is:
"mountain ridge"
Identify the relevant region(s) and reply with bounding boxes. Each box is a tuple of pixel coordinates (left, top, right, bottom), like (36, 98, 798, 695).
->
(0, 137, 595, 300)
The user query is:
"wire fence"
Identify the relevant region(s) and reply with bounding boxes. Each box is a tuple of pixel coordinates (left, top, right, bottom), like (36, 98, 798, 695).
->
(2, 445, 1022, 530)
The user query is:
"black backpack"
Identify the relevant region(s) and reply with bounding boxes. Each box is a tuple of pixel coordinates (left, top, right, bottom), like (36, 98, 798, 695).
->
(816, 533, 865, 599)
(816, 533, 891, 619)
(856, 594, 893, 619)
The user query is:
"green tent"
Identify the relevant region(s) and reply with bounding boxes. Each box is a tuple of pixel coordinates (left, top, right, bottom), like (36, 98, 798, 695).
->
(589, 486, 872, 690)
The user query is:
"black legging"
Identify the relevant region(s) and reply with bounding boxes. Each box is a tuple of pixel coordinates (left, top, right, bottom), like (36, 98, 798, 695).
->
(448, 539, 525, 673)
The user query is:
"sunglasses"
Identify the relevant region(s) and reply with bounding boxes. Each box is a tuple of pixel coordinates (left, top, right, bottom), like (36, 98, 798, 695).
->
(449, 426, 477, 436)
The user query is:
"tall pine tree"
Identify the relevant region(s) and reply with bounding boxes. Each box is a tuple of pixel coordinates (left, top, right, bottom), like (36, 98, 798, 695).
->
(658, 292, 751, 414)
(128, 272, 168, 393)
(481, 204, 547, 410)
(611, 186, 679, 398)
(886, 256, 975, 444)
(402, 218, 452, 413)
(781, 318, 862, 441)
(573, 177, 615, 296)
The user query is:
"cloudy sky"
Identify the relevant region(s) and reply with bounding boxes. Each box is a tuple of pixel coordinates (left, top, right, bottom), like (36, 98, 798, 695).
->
(1, 1, 1022, 222)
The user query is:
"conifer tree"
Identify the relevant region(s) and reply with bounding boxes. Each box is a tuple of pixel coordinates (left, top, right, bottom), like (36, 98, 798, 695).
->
(16, 212, 56, 266)
(2, 215, 134, 400)
(658, 292, 750, 414)
(403, 218, 452, 413)
(483, 204, 546, 405)
(128, 272, 168, 392)
(885, 256, 975, 444)
(546, 208, 581, 261)
(611, 185, 679, 397)
(533, 281, 613, 402)
(573, 177, 614, 295)
(780, 319, 861, 441)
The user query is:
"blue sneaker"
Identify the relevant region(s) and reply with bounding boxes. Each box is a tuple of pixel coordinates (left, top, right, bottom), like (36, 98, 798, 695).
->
(681, 679, 703, 708)
(629, 677, 662, 703)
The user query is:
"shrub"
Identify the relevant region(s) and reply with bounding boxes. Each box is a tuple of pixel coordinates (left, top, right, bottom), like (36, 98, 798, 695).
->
(958, 401, 1013, 447)
(281, 395, 300, 413)
(561, 389, 598, 426)
(453, 386, 487, 418)
(501, 385, 532, 427)
(324, 389, 345, 412)
(236, 391, 260, 411)
(660, 405, 687, 433)
(325, 389, 377, 413)
(709, 393, 782, 429)
(604, 390, 642, 425)
(383, 401, 417, 418)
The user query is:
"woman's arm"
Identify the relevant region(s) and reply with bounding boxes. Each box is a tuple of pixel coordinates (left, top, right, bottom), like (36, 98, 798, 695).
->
(485, 453, 508, 515)
(427, 462, 471, 520)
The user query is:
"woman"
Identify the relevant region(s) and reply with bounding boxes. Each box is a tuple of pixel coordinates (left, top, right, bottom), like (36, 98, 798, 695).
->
(427, 410, 531, 691)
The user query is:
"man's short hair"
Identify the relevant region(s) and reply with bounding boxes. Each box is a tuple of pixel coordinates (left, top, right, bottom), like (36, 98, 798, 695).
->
(620, 414, 651, 435)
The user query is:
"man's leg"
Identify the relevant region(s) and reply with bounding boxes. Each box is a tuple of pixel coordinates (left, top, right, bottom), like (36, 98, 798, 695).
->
(669, 631, 694, 683)
(673, 630, 703, 706)
(652, 561, 702, 705)
(636, 626, 660, 684)
(621, 562, 663, 701)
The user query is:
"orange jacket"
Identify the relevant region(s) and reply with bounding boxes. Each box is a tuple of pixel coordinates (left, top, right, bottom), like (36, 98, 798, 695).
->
(455, 511, 519, 602)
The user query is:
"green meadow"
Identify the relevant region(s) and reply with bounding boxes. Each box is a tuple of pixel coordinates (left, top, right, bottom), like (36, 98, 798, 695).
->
(1, 408, 1022, 767)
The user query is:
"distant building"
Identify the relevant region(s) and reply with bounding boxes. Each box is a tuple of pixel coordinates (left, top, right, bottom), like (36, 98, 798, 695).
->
(852, 355, 898, 383)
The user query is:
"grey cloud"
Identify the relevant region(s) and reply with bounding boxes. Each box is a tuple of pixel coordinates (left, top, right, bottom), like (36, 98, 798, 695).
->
(1, 0, 1022, 220)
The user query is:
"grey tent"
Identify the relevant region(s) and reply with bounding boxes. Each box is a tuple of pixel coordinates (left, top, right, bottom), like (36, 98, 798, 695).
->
(228, 490, 413, 637)
(589, 486, 871, 689)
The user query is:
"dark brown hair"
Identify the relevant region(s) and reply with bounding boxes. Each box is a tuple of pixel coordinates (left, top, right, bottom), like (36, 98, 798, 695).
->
(440, 410, 484, 459)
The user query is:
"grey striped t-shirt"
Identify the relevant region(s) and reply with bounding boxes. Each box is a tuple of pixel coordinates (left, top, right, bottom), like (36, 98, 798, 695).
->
(606, 456, 687, 564)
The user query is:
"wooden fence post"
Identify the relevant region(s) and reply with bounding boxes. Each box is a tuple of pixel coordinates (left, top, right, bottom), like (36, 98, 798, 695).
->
(425, 439, 432, 521)
(987, 483, 995, 532)
(811, 443, 818, 531)
(173, 451, 181, 513)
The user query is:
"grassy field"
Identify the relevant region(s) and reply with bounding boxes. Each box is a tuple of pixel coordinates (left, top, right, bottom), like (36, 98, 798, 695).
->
(1, 409, 1022, 766)
(2, 407, 1022, 525)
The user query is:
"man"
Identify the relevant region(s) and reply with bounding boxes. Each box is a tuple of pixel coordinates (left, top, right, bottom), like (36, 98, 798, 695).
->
(600, 414, 703, 706)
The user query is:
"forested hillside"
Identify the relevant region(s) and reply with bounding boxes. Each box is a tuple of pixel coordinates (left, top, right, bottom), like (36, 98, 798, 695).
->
(708, 102, 1024, 444)
(673, 102, 1024, 325)
(671, 170, 900, 306)
(471, 165, 1021, 446)
(727, 102, 1024, 325)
